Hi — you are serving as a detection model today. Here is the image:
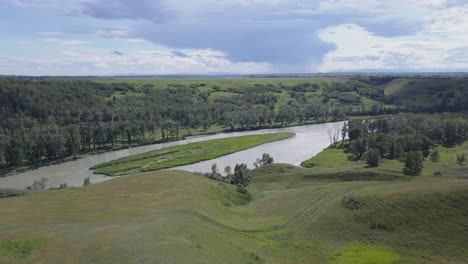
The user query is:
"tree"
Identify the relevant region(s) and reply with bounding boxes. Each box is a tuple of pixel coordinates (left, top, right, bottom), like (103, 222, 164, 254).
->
(30, 177, 48, 190)
(457, 154, 466, 165)
(429, 149, 440, 162)
(232, 163, 251, 186)
(6, 135, 24, 166)
(348, 128, 362, 141)
(254, 153, 274, 167)
(349, 138, 367, 159)
(83, 177, 91, 186)
(208, 163, 222, 181)
(224, 165, 232, 183)
(341, 122, 348, 145)
(404, 151, 424, 176)
(365, 148, 381, 167)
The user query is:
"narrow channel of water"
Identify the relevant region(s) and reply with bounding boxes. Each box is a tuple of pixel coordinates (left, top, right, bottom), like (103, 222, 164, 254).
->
(0, 122, 344, 189)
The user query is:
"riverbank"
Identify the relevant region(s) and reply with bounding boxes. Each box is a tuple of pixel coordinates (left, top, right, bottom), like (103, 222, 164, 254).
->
(0, 119, 342, 178)
(0, 122, 343, 190)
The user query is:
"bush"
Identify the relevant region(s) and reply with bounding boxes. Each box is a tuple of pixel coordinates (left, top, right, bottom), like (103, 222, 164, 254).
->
(457, 154, 466, 165)
(429, 149, 440, 162)
(341, 195, 366, 210)
(236, 185, 249, 195)
(365, 148, 381, 167)
(83, 177, 91, 186)
(0, 189, 25, 198)
(29, 177, 48, 190)
(254, 153, 274, 168)
(404, 151, 424, 176)
(233, 163, 251, 186)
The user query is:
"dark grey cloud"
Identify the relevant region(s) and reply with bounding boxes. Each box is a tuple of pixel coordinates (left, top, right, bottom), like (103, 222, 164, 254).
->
(78, 1, 428, 71)
(79, 0, 173, 23)
(112, 50, 125, 56)
(130, 19, 333, 70)
(171, 50, 189, 58)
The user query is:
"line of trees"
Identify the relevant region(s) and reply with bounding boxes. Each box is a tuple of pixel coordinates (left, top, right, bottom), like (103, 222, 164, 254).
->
(345, 114, 468, 175)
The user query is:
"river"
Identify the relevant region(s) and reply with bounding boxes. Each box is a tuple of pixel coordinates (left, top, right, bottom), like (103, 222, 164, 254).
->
(0, 122, 344, 190)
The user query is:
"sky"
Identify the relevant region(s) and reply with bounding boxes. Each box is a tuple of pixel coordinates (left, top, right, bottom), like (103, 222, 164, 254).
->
(1, 0, 468, 75)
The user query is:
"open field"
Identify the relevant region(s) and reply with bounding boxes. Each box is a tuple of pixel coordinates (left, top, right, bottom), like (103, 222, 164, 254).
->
(91, 132, 295, 176)
(1, 138, 467, 263)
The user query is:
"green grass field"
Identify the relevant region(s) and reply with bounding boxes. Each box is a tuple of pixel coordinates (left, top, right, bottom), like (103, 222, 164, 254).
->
(91, 132, 295, 176)
(1, 137, 467, 263)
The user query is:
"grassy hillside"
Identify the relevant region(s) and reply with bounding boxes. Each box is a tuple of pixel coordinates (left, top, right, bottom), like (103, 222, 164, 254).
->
(92, 133, 294, 176)
(382, 77, 468, 109)
(1, 150, 467, 263)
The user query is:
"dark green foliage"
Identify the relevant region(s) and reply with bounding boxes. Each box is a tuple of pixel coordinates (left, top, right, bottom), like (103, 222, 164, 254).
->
(430, 149, 440, 162)
(83, 177, 91, 186)
(457, 154, 466, 165)
(206, 163, 222, 181)
(404, 151, 424, 176)
(347, 114, 467, 166)
(29, 177, 48, 190)
(233, 163, 251, 186)
(0, 189, 25, 198)
(365, 148, 381, 167)
(254, 153, 274, 168)
(341, 195, 366, 210)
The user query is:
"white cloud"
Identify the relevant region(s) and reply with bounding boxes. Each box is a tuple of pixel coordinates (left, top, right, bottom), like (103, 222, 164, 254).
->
(37, 31, 63, 36)
(317, 3, 468, 72)
(43, 38, 88, 45)
(0, 48, 272, 76)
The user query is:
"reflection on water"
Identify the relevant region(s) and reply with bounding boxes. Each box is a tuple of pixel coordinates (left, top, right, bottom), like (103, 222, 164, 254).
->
(0, 122, 344, 189)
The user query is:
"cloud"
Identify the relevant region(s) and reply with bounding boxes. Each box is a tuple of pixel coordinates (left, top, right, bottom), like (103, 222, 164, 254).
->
(37, 31, 63, 36)
(4, 0, 468, 73)
(317, 4, 468, 72)
(43, 38, 88, 45)
(172, 50, 189, 58)
(8, 0, 71, 15)
(79, 0, 174, 23)
(112, 50, 125, 56)
(96, 27, 129, 38)
(0, 48, 272, 76)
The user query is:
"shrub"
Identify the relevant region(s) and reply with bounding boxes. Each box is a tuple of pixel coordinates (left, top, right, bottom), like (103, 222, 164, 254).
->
(403, 151, 423, 176)
(0, 189, 25, 198)
(365, 148, 381, 167)
(341, 195, 366, 210)
(83, 177, 91, 186)
(236, 185, 249, 195)
(429, 149, 440, 162)
(30, 177, 48, 190)
(457, 154, 466, 165)
(233, 163, 251, 186)
(254, 153, 274, 168)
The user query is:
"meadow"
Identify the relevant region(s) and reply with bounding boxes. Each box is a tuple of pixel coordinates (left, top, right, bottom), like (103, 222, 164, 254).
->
(0, 134, 467, 263)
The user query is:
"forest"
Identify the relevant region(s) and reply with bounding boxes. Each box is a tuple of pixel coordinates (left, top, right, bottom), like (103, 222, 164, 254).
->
(0, 76, 467, 170)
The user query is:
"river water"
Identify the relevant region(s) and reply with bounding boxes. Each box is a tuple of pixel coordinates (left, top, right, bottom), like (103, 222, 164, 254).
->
(0, 122, 344, 189)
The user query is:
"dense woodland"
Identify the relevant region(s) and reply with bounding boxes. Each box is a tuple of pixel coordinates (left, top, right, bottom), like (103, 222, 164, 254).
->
(0, 76, 467, 169)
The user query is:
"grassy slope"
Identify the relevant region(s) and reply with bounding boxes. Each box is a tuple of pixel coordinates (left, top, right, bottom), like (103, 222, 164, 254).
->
(92, 132, 295, 176)
(302, 141, 468, 178)
(1, 142, 468, 263)
(382, 78, 468, 107)
(96, 77, 372, 111)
